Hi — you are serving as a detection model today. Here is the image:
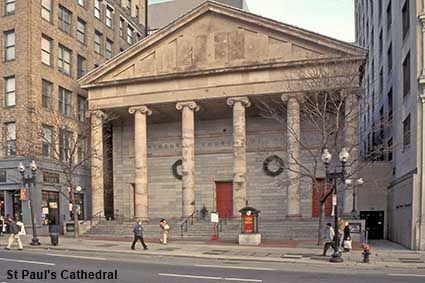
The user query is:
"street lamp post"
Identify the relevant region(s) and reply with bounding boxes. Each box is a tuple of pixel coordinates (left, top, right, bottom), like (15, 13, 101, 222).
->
(18, 160, 41, 246)
(345, 177, 364, 219)
(321, 147, 350, 263)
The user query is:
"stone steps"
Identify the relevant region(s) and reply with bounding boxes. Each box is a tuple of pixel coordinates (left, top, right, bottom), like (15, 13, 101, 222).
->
(85, 218, 326, 241)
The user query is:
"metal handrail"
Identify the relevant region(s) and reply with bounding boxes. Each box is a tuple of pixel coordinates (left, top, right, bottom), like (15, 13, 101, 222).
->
(81, 210, 104, 227)
(180, 210, 199, 237)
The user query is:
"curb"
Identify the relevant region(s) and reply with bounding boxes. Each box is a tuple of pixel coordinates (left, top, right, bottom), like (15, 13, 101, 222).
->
(4, 243, 421, 270)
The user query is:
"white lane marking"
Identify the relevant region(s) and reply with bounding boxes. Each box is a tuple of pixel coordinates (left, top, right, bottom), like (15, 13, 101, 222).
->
(195, 264, 275, 271)
(158, 273, 262, 282)
(0, 257, 55, 266)
(224, 278, 262, 282)
(388, 274, 425, 277)
(46, 253, 107, 261)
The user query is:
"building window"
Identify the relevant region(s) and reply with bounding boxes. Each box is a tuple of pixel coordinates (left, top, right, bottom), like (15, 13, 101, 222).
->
(42, 79, 53, 109)
(403, 114, 411, 149)
(119, 17, 125, 38)
(5, 122, 16, 156)
(378, 29, 383, 57)
(94, 31, 103, 54)
(105, 39, 113, 59)
(388, 137, 393, 161)
(127, 25, 134, 44)
(58, 86, 72, 116)
(387, 44, 392, 75)
(78, 0, 86, 8)
(41, 35, 52, 66)
(386, 0, 392, 29)
(5, 0, 15, 15)
(4, 30, 15, 61)
(126, 0, 131, 11)
(402, 0, 409, 39)
(41, 0, 52, 22)
(58, 5, 72, 34)
(379, 68, 383, 95)
(0, 170, 6, 182)
(77, 55, 87, 79)
(42, 124, 53, 157)
(136, 5, 139, 21)
(58, 45, 72, 76)
(5, 76, 15, 107)
(59, 129, 72, 161)
(94, 0, 102, 19)
(77, 95, 87, 122)
(403, 52, 410, 97)
(387, 88, 393, 123)
(106, 6, 113, 28)
(76, 18, 86, 44)
(77, 135, 87, 163)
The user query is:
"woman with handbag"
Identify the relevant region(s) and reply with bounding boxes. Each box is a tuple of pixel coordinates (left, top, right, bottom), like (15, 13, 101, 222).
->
(343, 222, 352, 252)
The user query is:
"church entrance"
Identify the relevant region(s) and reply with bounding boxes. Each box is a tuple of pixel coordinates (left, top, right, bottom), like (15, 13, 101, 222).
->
(215, 182, 233, 219)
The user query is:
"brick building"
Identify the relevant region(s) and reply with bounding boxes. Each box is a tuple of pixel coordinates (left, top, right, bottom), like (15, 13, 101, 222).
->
(0, 0, 145, 234)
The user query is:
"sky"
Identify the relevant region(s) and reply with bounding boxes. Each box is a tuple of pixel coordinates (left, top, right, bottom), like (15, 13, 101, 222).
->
(149, 0, 355, 43)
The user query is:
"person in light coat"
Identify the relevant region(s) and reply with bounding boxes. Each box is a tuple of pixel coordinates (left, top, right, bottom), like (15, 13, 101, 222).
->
(322, 223, 335, 256)
(159, 219, 170, 245)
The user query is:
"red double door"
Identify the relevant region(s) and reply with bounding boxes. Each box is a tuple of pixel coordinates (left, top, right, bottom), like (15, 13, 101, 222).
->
(215, 182, 233, 218)
(312, 179, 333, 217)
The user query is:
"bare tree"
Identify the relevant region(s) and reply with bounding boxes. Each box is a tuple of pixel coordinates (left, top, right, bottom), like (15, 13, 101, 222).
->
(255, 58, 391, 244)
(28, 106, 116, 238)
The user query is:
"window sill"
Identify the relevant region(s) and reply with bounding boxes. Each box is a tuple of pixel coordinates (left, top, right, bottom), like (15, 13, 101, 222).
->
(3, 59, 16, 63)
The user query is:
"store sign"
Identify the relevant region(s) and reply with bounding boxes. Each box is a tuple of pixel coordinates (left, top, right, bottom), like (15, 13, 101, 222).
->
(43, 171, 60, 184)
(0, 170, 6, 182)
(20, 188, 27, 201)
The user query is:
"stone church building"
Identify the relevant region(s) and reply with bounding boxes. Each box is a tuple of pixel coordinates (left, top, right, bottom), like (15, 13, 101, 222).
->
(80, 1, 370, 222)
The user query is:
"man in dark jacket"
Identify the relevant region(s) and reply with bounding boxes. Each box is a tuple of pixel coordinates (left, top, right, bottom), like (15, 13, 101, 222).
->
(5, 216, 22, 250)
(131, 220, 148, 250)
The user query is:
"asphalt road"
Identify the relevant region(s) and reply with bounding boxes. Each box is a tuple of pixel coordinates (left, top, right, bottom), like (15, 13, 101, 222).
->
(0, 248, 424, 283)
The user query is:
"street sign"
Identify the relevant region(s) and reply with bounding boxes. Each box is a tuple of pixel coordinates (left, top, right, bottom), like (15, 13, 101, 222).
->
(20, 188, 27, 200)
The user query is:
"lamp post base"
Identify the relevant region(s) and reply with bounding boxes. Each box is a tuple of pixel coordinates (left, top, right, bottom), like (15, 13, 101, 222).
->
(30, 237, 41, 246)
(329, 252, 344, 263)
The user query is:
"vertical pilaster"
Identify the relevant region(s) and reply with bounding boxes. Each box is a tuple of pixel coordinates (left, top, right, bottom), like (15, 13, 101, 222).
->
(227, 97, 251, 215)
(281, 93, 303, 218)
(343, 92, 359, 215)
(176, 101, 199, 218)
(129, 105, 152, 221)
(90, 110, 105, 216)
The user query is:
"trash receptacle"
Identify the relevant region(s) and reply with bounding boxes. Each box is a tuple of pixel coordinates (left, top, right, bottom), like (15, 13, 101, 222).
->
(50, 233, 59, 246)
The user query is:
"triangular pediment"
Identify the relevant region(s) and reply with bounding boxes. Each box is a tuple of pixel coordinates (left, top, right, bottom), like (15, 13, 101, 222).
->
(80, 1, 366, 87)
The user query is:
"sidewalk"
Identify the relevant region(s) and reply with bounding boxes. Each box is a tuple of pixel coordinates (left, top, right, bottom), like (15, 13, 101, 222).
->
(1, 235, 424, 270)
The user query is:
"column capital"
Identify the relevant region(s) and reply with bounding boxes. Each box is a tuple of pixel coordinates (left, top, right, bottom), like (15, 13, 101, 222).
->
(227, 96, 251, 108)
(281, 93, 305, 103)
(129, 105, 152, 116)
(176, 101, 200, 111)
(87, 109, 106, 119)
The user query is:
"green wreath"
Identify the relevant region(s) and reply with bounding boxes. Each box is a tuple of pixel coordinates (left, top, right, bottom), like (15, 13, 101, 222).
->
(172, 159, 183, 180)
(263, 155, 284, 177)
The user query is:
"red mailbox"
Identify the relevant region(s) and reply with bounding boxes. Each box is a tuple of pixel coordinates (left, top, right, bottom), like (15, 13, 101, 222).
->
(239, 206, 260, 234)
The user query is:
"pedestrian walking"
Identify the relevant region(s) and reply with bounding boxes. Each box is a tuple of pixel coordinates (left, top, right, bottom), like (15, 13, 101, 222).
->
(343, 222, 352, 252)
(131, 220, 148, 250)
(5, 216, 23, 250)
(322, 223, 335, 256)
(159, 219, 170, 245)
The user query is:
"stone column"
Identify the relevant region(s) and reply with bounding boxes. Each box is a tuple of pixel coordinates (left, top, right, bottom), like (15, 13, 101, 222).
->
(227, 97, 251, 216)
(129, 105, 152, 221)
(176, 101, 199, 218)
(343, 91, 358, 215)
(90, 110, 105, 216)
(281, 93, 303, 218)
